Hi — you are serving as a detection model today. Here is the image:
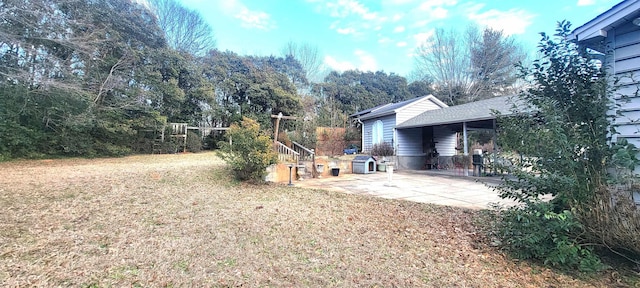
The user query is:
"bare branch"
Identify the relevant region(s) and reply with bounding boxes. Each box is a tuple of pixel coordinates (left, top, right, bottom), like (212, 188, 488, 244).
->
(282, 41, 323, 83)
(149, 0, 216, 55)
(414, 26, 526, 105)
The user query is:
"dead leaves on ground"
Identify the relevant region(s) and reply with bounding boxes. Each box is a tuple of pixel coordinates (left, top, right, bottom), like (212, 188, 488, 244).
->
(0, 152, 635, 287)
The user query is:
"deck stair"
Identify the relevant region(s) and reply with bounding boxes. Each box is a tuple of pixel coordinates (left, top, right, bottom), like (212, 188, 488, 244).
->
(274, 141, 317, 180)
(292, 141, 316, 179)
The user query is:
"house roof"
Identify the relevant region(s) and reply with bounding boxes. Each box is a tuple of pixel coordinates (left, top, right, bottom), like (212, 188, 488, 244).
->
(354, 95, 447, 121)
(396, 95, 520, 129)
(349, 102, 391, 118)
(569, 0, 640, 43)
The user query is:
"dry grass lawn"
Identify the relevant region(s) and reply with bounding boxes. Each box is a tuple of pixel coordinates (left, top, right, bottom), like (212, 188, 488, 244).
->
(0, 152, 636, 287)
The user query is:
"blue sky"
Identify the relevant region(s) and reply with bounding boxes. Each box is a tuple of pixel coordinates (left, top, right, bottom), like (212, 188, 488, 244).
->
(178, 0, 619, 79)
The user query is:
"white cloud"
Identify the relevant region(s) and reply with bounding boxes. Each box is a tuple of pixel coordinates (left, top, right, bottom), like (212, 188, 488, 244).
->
(413, 0, 456, 20)
(324, 55, 356, 71)
(413, 30, 434, 45)
(467, 6, 535, 35)
(378, 37, 392, 44)
(396, 41, 408, 47)
(312, 0, 457, 38)
(417, 0, 457, 9)
(220, 0, 276, 31)
(354, 50, 378, 71)
(324, 50, 378, 72)
(337, 27, 357, 34)
(383, 0, 417, 4)
(235, 9, 276, 30)
(430, 6, 449, 18)
(325, 0, 378, 20)
(311, 0, 391, 36)
(577, 0, 596, 6)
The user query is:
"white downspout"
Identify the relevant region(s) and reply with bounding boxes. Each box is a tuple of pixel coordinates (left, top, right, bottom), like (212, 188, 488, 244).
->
(357, 118, 364, 153)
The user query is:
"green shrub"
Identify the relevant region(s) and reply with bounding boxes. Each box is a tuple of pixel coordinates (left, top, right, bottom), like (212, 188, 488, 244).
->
(370, 142, 394, 156)
(161, 138, 180, 154)
(490, 202, 605, 272)
(217, 117, 277, 182)
(493, 21, 638, 268)
(204, 132, 226, 150)
(186, 131, 202, 152)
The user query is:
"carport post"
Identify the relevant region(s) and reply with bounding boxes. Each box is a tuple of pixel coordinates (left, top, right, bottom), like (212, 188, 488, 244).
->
(463, 122, 469, 176)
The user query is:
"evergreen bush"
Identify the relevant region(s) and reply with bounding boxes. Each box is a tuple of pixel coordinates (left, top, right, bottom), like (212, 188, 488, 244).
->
(217, 117, 277, 182)
(186, 131, 202, 152)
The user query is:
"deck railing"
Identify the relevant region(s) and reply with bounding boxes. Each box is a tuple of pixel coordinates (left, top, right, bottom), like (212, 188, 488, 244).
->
(291, 141, 315, 161)
(275, 141, 299, 163)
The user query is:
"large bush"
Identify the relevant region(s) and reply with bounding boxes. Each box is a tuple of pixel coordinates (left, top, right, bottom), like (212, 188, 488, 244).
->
(217, 117, 277, 182)
(493, 21, 639, 269)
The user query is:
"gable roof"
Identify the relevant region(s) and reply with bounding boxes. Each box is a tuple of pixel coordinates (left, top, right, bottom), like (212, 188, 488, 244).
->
(353, 95, 447, 121)
(396, 95, 520, 129)
(569, 0, 640, 43)
(349, 102, 391, 118)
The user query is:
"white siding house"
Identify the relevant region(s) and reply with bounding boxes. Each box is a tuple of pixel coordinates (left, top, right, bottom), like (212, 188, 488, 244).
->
(353, 95, 521, 171)
(570, 0, 640, 175)
(353, 95, 448, 155)
(362, 114, 396, 151)
(396, 96, 519, 171)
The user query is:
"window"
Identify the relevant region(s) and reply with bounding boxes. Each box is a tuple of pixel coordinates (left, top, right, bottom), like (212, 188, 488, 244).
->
(371, 120, 384, 144)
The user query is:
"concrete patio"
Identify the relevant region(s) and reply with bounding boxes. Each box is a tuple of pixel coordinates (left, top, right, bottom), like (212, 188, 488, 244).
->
(295, 169, 518, 210)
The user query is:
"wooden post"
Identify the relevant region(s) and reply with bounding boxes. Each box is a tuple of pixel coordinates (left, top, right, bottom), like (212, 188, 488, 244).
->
(273, 112, 282, 145)
(463, 122, 469, 177)
(270, 112, 297, 144)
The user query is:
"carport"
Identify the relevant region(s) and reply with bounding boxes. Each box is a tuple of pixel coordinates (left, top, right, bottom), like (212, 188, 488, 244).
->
(395, 96, 522, 176)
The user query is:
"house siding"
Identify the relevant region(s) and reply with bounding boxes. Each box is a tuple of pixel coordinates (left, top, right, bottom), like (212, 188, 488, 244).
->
(434, 126, 456, 157)
(362, 114, 396, 153)
(396, 99, 443, 124)
(396, 128, 424, 156)
(607, 22, 640, 173)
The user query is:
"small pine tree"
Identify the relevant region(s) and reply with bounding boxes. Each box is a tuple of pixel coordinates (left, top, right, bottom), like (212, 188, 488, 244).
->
(217, 117, 278, 182)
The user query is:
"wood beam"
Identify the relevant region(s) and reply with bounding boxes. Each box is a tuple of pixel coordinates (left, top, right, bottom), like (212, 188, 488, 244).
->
(271, 112, 298, 144)
(463, 121, 469, 177)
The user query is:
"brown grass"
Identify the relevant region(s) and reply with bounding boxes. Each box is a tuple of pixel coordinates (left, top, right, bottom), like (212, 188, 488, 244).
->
(0, 152, 636, 287)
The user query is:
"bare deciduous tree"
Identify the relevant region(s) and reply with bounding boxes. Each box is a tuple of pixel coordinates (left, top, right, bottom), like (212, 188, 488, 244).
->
(415, 28, 470, 105)
(150, 0, 215, 55)
(468, 28, 526, 100)
(281, 41, 323, 83)
(414, 26, 526, 105)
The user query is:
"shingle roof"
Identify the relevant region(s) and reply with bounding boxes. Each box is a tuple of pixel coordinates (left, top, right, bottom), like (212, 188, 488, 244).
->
(355, 95, 446, 121)
(396, 95, 521, 129)
(349, 102, 391, 118)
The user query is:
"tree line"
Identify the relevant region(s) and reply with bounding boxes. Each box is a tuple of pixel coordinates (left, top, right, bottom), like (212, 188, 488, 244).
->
(0, 0, 523, 160)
